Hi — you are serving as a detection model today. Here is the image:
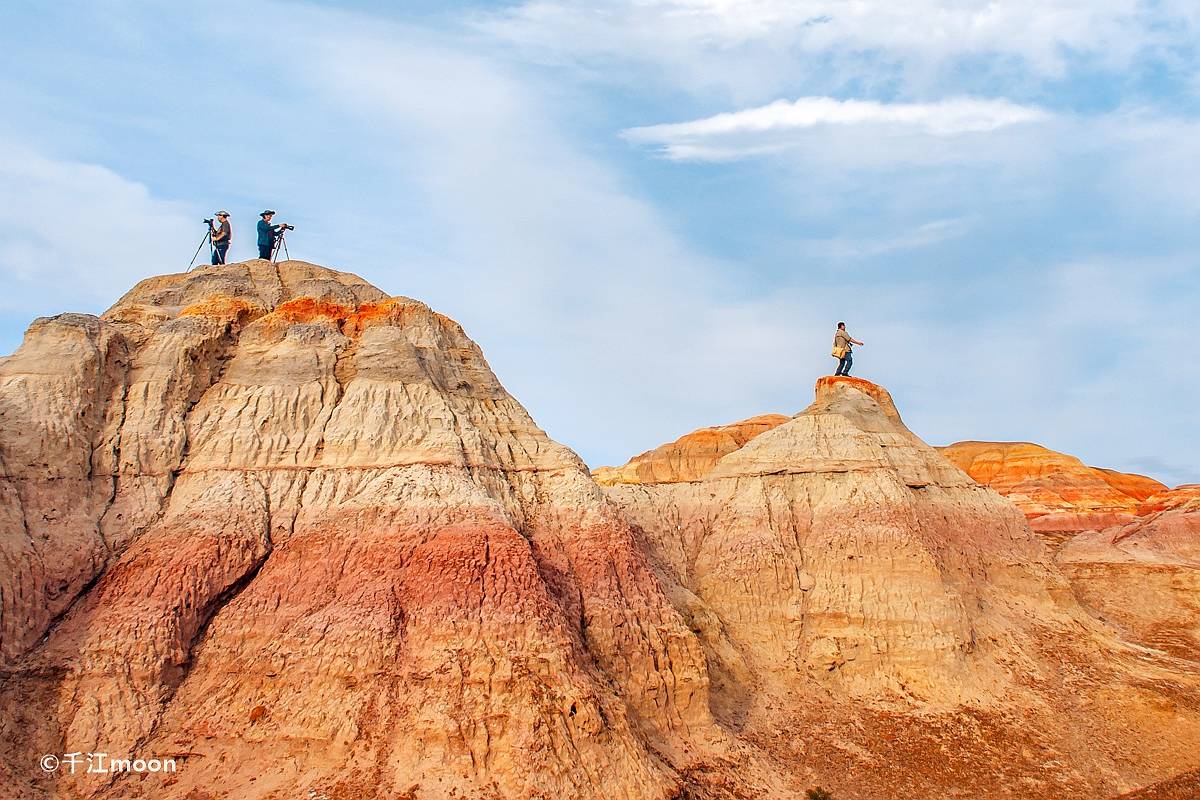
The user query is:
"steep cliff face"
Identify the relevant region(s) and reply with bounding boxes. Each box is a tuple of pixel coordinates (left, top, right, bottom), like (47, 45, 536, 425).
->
(0, 262, 734, 800)
(939, 440, 1166, 536)
(602, 376, 1200, 797)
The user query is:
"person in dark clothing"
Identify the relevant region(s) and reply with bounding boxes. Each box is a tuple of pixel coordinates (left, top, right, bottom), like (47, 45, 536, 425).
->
(832, 322, 864, 376)
(210, 211, 231, 265)
(257, 210, 286, 259)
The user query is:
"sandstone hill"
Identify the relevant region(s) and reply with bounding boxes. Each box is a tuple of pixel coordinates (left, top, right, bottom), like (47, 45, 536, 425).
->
(592, 414, 789, 486)
(2, 264, 1199, 799)
(0, 261, 736, 800)
(596, 376, 1200, 797)
(938, 441, 1167, 536)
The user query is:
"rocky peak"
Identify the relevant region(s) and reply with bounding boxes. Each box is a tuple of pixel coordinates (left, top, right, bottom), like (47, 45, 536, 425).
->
(0, 260, 723, 800)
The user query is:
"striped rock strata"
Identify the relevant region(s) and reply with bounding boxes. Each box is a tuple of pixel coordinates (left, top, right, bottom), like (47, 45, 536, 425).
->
(2, 267, 1199, 800)
(938, 441, 1166, 536)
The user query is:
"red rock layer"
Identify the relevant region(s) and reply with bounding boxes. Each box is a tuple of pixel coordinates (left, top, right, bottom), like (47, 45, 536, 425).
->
(938, 440, 1167, 534)
(592, 413, 790, 486)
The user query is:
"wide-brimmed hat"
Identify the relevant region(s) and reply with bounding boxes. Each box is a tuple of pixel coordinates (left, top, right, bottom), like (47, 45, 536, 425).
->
(260, 209, 275, 217)
(215, 210, 229, 217)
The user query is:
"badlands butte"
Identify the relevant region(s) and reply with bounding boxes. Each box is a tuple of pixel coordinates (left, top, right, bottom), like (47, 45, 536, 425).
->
(0, 261, 1197, 800)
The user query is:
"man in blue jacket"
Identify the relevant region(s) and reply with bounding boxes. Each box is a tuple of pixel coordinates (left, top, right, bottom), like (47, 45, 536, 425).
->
(257, 210, 286, 259)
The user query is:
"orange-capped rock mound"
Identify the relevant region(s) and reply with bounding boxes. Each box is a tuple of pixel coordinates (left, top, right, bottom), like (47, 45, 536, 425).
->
(0, 262, 733, 800)
(939, 440, 1167, 535)
(601, 375, 1200, 798)
(592, 413, 790, 486)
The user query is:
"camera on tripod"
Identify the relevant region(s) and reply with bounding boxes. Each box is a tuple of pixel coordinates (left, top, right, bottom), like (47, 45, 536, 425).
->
(203, 217, 214, 225)
(279, 224, 295, 231)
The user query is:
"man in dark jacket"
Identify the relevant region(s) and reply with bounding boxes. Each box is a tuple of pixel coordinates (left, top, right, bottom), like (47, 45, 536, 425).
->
(210, 211, 231, 265)
(257, 210, 286, 259)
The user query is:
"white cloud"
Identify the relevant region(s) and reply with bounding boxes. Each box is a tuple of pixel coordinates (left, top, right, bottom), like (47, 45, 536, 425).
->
(623, 96, 1050, 160)
(481, 0, 1198, 98)
(0, 146, 195, 317)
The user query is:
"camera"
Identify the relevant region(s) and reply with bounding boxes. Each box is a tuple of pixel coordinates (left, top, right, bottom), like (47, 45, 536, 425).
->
(280, 224, 295, 231)
(203, 218, 214, 225)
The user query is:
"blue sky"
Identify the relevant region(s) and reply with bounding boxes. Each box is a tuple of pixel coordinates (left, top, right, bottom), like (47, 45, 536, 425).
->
(1, 1, 1198, 485)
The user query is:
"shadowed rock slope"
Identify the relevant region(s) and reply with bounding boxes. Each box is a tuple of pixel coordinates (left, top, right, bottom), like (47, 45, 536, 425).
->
(2, 267, 1198, 800)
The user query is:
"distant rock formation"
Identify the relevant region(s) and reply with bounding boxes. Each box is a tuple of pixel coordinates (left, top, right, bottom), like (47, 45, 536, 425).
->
(2, 266, 1198, 799)
(593, 413, 789, 486)
(1060, 484, 1200, 658)
(938, 440, 1167, 536)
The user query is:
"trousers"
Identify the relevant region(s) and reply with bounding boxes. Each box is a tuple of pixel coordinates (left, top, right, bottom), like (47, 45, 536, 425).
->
(835, 350, 853, 376)
(258, 243, 273, 259)
(212, 242, 229, 265)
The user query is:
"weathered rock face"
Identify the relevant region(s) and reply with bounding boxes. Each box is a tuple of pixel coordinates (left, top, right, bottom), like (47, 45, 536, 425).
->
(2, 269, 1199, 800)
(602, 376, 1200, 797)
(592, 414, 789, 486)
(1060, 485, 1200, 658)
(938, 440, 1166, 536)
(0, 261, 731, 800)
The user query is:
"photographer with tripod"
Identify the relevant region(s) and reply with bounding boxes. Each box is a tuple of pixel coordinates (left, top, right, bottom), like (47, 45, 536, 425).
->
(257, 210, 292, 260)
(210, 211, 231, 264)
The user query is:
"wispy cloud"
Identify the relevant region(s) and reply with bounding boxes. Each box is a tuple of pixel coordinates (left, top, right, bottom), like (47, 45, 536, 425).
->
(623, 97, 1050, 160)
(0, 144, 194, 317)
(799, 218, 973, 259)
(482, 1, 1199, 98)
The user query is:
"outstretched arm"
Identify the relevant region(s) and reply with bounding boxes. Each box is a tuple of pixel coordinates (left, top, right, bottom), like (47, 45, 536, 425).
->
(852, 337, 864, 345)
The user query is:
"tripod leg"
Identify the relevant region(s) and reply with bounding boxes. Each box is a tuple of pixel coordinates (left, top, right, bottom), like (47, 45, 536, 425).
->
(188, 231, 212, 271)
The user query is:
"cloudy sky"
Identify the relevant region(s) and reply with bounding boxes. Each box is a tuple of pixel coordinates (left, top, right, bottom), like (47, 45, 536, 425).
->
(1, 1, 1198, 484)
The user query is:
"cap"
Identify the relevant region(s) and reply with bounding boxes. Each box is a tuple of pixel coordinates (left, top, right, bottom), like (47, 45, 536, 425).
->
(260, 209, 275, 217)
(215, 210, 229, 217)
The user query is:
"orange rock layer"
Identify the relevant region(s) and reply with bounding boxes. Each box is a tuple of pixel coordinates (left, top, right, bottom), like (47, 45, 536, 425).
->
(592, 413, 790, 485)
(938, 440, 1168, 533)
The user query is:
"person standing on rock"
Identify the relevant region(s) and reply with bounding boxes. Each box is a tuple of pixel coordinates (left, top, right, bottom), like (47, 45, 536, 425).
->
(257, 210, 286, 260)
(210, 211, 231, 265)
(832, 322, 864, 376)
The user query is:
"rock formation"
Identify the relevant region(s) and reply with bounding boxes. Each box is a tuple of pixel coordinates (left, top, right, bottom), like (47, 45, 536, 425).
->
(0, 261, 736, 800)
(938, 440, 1166, 537)
(592, 414, 789, 486)
(2, 266, 1198, 799)
(1060, 485, 1200, 658)
(599, 376, 1200, 797)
